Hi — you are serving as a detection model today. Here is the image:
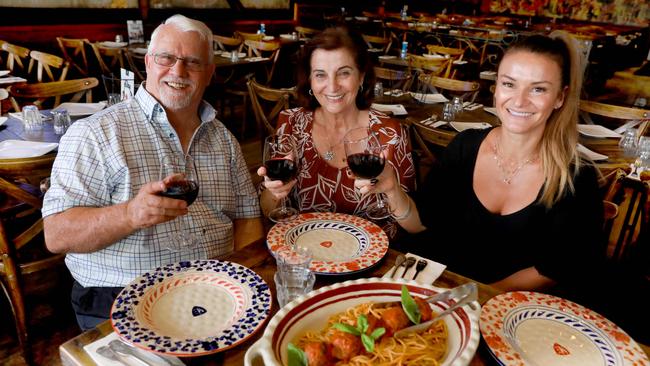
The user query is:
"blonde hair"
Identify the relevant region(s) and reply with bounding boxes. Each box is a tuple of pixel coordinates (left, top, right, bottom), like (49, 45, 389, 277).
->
(148, 14, 213, 59)
(503, 31, 585, 208)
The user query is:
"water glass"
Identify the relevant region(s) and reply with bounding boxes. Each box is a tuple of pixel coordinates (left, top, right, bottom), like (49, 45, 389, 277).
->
(22, 105, 44, 131)
(442, 102, 455, 123)
(275, 246, 312, 274)
(637, 136, 650, 169)
(274, 246, 314, 307)
(452, 96, 464, 115)
(230, 51, 239, 62)
(619, 128, 638, 157)
(52, 109, 71, 135)
(374, 81, 384, 98)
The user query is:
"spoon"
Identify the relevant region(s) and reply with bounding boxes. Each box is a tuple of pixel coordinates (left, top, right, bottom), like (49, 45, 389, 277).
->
(400, 257, 417, 278)
(96, 345, 127, 365)
(411, 259, 428, 280)
(389, 254, 406, 278)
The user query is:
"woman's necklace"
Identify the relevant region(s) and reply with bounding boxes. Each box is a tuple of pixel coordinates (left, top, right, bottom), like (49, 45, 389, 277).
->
(492, 137, 538, 184)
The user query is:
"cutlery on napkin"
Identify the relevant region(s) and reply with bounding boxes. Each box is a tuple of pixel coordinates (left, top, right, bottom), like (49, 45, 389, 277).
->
(382, 253, 446, 285)
(84, 332, 184, 366)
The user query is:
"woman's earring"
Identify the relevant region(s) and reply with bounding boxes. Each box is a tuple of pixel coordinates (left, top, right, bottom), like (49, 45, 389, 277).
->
(309, 89, 313, 96)
(359, 84, 364, 92)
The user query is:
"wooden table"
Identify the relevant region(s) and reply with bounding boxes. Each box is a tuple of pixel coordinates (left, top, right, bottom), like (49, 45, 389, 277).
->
(58, 239, 503, 366)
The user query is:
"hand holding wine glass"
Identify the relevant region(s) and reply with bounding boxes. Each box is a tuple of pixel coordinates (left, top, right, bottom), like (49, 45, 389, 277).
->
(344, 127, 390, 220)
(262, 134, 299, 223)
(158, 155, 199, 251)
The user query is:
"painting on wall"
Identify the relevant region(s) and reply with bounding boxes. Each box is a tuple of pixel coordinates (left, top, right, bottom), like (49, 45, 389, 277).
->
(489, 0, 649, 26)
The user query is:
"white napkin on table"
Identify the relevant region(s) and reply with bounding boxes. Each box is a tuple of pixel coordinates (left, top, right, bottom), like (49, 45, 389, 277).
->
(483, 106, 498, 116)
(371, 103, 408, 116)
(577, 143, 608, 161)
(247, 56, 270, 62)
(409, 92, 448, 104)
(382, 253, 446, 284)
(449, 121, 491, 132)
(84, 332, 184, 366)
(8, 111, 50, 122)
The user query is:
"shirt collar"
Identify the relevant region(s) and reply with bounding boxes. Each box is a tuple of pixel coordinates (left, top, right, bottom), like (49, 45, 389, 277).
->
(135, 84, 217, 124)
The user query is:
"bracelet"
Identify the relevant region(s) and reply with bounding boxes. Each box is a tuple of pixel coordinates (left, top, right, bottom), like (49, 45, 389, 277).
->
(391, 197, 412, 221)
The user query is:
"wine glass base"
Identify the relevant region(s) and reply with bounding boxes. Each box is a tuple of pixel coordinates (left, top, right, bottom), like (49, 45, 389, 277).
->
(164, 233, 198, 252)
(268, 207, 299, 223)
(366, 205, 391, 220)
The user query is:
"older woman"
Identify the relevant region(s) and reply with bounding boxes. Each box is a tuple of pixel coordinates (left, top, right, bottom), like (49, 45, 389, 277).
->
(258, 27, 422, 238)
(412, 32, 604, 291)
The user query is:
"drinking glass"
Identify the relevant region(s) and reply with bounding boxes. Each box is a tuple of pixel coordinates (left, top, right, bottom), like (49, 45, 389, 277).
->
(274, 246, 314, 307)
(158, 155, 200, 251)
(442, 102, 455, 123)
(22, 105, 44, 131)
(263, 134, 299, 223)
(619, 128, 638, 157)
(52, 109, 71, 135)
(344, 127, 390, 220)
(452, 96, 464, 115)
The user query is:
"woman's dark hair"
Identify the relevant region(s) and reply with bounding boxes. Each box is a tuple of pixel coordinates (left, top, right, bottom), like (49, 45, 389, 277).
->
(296, 26, 376, 109)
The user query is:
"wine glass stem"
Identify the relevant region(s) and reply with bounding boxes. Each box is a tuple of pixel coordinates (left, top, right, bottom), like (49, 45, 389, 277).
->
(279, 196, 288, 214)
(375, 193, 386, 209)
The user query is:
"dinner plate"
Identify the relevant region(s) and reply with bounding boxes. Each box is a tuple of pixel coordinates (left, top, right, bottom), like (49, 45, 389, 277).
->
(577, 143, 608, 161)
(110, 260, 272, 357)
(480, 292, 649, 366)
(0, 140, 58, 159)
(266, 212, 389, 275)
(52, 102, 106, 117)
(578, 124, 622, 138)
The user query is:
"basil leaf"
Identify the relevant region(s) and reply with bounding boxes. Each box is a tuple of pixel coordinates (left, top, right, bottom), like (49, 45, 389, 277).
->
(401, 285, 421, 324)
(287, 343, 308, 366)
(332, 322, 361, 336)
(369, 327, 386, 340)
(361, 333, 375, 353)
(357, 314, 369, 333)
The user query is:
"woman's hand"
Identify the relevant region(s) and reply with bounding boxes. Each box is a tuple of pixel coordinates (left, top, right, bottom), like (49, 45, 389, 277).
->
(351, 151, 401, 200)
(257, 166, 297, 201)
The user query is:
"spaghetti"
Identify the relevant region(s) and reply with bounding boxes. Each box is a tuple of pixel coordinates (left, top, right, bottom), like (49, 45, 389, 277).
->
(296, 302, 449, 365)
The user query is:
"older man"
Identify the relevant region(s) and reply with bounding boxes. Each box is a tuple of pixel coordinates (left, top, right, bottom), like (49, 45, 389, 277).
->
(43, 14, 262, 330)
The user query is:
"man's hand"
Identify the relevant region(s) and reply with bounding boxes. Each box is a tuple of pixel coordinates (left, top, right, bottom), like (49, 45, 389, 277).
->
(126, 179, 188, 230)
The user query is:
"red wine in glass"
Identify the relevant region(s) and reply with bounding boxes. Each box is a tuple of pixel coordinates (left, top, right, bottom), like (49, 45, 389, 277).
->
(264, 158, 298, 183)
(159, 180, 199, 205)
(263, 134, 299, 223)
(346, 153, 385, 179)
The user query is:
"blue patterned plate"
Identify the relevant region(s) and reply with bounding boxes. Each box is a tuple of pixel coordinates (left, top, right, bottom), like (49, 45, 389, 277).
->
(110, 260, 272, 357)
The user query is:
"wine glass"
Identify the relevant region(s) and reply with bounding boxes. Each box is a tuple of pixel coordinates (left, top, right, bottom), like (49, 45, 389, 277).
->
(343, 127, 390, 220)
(158, 155, 199, 251)
(263, 134, 299, 223)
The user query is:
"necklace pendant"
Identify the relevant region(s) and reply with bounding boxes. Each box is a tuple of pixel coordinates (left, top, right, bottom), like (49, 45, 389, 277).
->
(324, 150, 334, 161)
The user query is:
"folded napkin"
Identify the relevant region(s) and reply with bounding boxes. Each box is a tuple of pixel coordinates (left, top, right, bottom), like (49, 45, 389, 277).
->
(378, 55, 397, 60)
(382, 253, 446, 285)
(8, 111, 50, 122)
(614, 120, 643, 134)
(383, 89, 405, 97)
(0, 117, 7, 126)
(577, 143, 608, 161)
(0, 70, 10, 77)
(409, 92, 448, 104)
(84, 332, 184, 366)
(483, 107, 497, 116)
(449, 121, 491, 132)
(371, 103, 408, 116)
(0, 76, 27, 85)
(462, 101, 483, 111)
(247, 56, 270, 62)
(577, 124, 621, 138)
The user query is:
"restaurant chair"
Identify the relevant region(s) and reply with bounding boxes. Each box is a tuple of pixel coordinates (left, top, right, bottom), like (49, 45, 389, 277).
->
(407, 54, 451, 77)
(1, 42, 30, 77)
(374, 66, 413, 92)
(0, 40, 6, 66)
(88, 42, 125, 76)
(0, 154, 65, 364)
(235, 31, 264, 42)
(56, 37, 90, 77)
(123, 48, 146, 84)
(213, 34, 243, 53)
(601, 168, 649, 265)
(295, 26, 321, 39)
(27, 50, 69, 82)
(247, 78, 296, 139)
(7, 77, 99, 112)
(424, 44, 466, 79)
(417, 74, 480, 103)
(579, 100, 649, 135)
(362, 34, 392, 55)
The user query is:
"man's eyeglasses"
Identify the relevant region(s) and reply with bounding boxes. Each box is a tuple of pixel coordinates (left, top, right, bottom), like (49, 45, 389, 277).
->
(151, 53, 207, 71)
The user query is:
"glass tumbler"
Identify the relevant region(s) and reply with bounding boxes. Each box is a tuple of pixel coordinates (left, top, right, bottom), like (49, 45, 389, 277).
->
(452, 96, 464, 115)
(52, 109, 71, 135)
(442, 102, 455, 123)
(619, 128, 638, 157)
(22, 105, 44, 131)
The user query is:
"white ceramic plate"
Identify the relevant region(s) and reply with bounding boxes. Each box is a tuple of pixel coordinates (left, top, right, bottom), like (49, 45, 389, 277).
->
(480, 292, 649, 366)
(52, 102, 106, 117)
(0, 117, 7, 126)
(578, 124, 622, 138)
(577, 143, 608, 161)
(0, 140, 58, 159)
(450, 121, 492, 132)
(111, 260, 272, 357)
(101, 41, 128, 48)
(267, 212, 389, 275)
(245, 278, 481, 366)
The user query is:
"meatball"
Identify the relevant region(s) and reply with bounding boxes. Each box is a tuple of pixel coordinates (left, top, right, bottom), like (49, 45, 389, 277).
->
(328, 329, 362, 361)
(415, 297, 433, 322)
(302, 342, 332, 366)
(380, 306, 410, 336)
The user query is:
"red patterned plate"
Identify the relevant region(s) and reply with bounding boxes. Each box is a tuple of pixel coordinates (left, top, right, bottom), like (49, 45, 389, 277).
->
(266, 212, 389, 275)
(480, 292, 649, 366)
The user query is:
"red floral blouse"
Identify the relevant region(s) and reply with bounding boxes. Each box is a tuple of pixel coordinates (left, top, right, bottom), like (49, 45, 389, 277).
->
(276, 107, 416, 239)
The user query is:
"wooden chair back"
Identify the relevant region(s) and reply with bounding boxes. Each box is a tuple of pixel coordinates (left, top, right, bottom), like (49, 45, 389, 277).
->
(243, 40, 281, 85)
(235, 31, 264, 42)
(362, 34, 392, 55)
(580, 100, 649, 136)
(27, 50, 69, 82)
(124, 49, 146, 84)
(417, 73, 480, 102)
(89, 42, 125, 76)
(424, 44, 465, 78)
(0, 154, 64, 363)
(374, 66, 413, 91)
(213, 34, 243, 52)
(8, 77, 98, 111)
(407, 54, 450, 76)
(56, 37, 90, 76)
(247, 78, 297, 138)
(1, 42, 30, 75)
(295, 26, 321, 39)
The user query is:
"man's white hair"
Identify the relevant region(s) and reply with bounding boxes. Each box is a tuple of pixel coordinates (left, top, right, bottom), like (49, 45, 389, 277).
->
(148, 14, 213, 58)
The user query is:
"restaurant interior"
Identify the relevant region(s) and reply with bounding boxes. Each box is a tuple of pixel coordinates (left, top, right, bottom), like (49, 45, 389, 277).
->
(1, 0, 649, 365)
